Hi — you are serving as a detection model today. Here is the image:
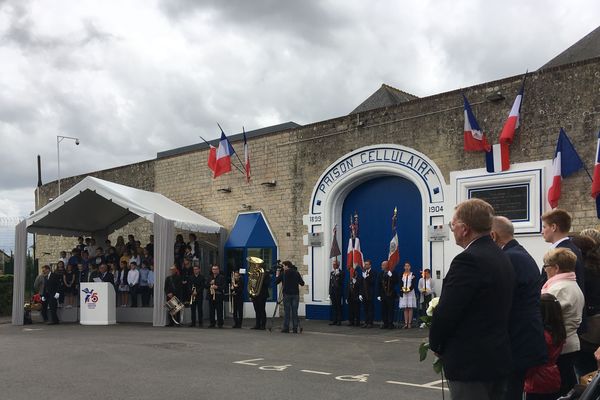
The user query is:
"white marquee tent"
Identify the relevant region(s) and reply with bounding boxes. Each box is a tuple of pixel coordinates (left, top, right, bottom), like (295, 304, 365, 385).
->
(12, 176, 224, 326)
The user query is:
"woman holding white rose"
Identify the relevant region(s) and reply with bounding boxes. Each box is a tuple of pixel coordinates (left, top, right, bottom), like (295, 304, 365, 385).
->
(541, 247, 585, 396)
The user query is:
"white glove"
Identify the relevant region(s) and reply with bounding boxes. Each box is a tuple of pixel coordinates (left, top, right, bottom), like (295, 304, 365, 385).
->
(359, 295, 363, 302)
(362, 272, 367, 278)
(54, 293, 60, 300)
(41, 296, 46, 302)
(345, 299, 348, 304)
(387, 271, 392, 277)
(377, 296, 381, 301)
(351, 278, 356, 284)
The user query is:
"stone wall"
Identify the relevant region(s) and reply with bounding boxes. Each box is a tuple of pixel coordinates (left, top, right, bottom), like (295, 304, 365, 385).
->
(35, 57, 600, 279)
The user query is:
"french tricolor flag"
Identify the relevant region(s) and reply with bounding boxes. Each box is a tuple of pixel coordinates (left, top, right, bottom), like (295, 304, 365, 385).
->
(548, 129, 584, 208)
(213, 131, 236, 179)
(463, 95, 491, 152)
(498, 79, 525, 171)
(485, 144, 509, 173)
(591, 131, 600, 218)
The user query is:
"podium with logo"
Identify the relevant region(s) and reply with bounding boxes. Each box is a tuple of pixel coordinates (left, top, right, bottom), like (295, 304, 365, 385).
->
(80, 282, 116, 325)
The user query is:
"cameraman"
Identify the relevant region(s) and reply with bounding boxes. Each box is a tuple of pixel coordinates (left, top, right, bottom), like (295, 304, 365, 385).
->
(275, 260, 305, 333)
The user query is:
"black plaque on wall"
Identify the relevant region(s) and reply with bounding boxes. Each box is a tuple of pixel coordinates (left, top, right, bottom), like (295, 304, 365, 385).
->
(469, 185, 529, 221)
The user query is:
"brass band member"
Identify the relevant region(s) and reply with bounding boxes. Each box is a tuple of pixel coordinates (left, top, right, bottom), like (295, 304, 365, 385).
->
(206, 265, 227, 328)
(188, 265, 205, 327)
(378, 260, 398, 329)
(231, 271, 244, 328)
(164, 265, 184, 327)
(329, 259, 343, 326)
(251, 268, 270, 330)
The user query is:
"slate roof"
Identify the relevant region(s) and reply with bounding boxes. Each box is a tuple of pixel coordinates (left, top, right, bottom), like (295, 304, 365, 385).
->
(349, 84, 418, 114)
(541, 25, 600, 69)
(157, 121, 301, 159)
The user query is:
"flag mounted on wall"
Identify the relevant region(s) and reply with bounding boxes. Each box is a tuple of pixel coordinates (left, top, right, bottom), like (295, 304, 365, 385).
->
(463, 95, 491, 152)
(214, 131, 236, 179)
(548, 128, 585, 208)
(591, 130, 600, 218)
(498, 75, 526, 171)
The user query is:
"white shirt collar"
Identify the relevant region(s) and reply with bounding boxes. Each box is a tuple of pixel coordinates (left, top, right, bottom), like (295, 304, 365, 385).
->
(550, 237, 569, 249)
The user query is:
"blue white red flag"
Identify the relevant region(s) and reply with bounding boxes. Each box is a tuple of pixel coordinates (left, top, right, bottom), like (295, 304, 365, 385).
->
(548, 129, 584, 208)
(463, 95, 491, 152)
(485, 144, 510, 173)
(214, 131, 236, 179)
(591, 131, 600, 218)
(498, 78, 526, 170)
(387, 208, 399, 271)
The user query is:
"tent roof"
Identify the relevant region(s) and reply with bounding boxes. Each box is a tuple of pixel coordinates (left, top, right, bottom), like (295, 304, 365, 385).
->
(225, 212, 276, 248)
(27, 176, 222, 235)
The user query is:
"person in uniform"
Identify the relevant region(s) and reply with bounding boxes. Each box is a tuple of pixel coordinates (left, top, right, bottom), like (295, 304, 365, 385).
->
(360, 260, 375, 328)
(329, 259, 343, 326)
(188, 265, 205, 327)
(378, 260, 398, 329)
(231, 271, 244, 328)
(206, 265, 227, 328)
(251, 268, 270, 330)
(42, 265, 61, 325)
(164, 264, 184, 326)
(347, 266, 362, 326)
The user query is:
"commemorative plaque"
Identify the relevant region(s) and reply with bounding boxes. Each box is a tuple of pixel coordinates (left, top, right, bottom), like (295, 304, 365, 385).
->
(469, 185, 528, 221)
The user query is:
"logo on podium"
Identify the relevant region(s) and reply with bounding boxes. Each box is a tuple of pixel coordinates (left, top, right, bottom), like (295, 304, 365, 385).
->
(82, 288, 99, 309)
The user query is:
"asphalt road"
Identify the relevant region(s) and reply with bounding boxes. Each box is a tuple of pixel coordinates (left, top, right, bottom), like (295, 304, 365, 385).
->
(0, 319, 447, 400)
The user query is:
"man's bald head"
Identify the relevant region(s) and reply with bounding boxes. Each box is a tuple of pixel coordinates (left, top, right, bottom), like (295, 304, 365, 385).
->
(491, 216, 514, 245)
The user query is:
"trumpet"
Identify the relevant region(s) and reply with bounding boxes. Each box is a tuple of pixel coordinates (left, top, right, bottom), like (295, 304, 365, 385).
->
(190, 285, 197, 304)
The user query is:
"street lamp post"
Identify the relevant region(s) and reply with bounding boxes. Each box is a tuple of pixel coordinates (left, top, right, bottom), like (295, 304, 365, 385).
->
(56, 135, 80, 196)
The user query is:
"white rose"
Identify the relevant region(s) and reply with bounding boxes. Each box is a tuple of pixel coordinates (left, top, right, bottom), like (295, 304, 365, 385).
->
(426, 296, 440, 316)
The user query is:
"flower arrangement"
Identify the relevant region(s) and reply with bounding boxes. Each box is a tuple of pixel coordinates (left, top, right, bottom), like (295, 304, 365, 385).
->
(418, 296, 443, 374)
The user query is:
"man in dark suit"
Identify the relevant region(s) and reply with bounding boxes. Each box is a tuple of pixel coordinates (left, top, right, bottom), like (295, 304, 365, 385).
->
(378, 260, 398, 329)
(491, 216, 547, 400)
(42, 265, 61, 325)
(347, 267, 362, 326)
(360, 260, 375, 328)
(206, 265, 227, 328)
(541, 209, 584, 291)
(429, 199, 515, 400)
(329, 259, 343, 326)
(98, 264, 114, 284)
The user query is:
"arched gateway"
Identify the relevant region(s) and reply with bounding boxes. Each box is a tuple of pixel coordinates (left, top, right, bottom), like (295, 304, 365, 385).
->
(302, 144, 448, 319)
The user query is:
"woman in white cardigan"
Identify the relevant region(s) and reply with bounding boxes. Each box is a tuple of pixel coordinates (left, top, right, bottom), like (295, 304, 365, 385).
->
(541, 247, 585, 396)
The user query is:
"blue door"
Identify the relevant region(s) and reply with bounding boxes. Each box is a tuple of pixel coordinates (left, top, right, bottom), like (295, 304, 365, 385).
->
(341, 175, 422, 321)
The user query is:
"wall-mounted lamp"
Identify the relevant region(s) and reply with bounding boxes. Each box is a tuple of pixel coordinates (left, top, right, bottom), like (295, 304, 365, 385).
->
(486, 91, 505, 102)
(260, 180, 277, 187)
(241, 204, 252, 210)
(217, 187, 232, 193)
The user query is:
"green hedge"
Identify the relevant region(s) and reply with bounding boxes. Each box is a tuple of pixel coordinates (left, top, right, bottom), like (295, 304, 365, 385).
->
(0, 275, 13, 316)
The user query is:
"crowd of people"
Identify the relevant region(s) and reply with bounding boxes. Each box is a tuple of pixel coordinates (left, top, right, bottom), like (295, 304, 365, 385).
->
(427, 200, 600, 400)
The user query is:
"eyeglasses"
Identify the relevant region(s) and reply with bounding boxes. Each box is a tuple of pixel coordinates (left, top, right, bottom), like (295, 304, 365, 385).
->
(448, 220, 465, 232)
(543, 264, 556, 269)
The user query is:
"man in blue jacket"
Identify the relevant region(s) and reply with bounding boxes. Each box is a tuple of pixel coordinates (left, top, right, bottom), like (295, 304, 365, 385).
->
(492, 216, 547, 400)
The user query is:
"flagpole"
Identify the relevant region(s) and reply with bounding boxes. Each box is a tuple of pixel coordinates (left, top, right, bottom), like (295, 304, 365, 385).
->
(217, 123, 247, 173)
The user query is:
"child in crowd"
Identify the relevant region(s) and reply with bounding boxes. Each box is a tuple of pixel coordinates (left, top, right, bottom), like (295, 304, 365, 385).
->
(116, 260, 129, 307)
(399, 262, 416, 329)
(62, 263, 76, 308)
(418, 268, 435, 327)
(524, 293, 566, 400)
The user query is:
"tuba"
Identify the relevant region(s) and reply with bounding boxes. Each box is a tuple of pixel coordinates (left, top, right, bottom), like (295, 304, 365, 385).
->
(247, 256, 266, 299)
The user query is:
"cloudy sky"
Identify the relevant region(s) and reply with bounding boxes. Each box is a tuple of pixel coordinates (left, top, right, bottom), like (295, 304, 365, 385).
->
(0, 0, 599, 225)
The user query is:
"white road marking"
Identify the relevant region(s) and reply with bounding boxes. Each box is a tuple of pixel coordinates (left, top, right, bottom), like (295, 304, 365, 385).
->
(233, 358, 264, 366)
(423, 380, 444, 387)
(300, 369, 332, 375)
(23, 328, 43, 331)
(259, 364, 292, 371)
(384, 339, 400, 343)
(386, 380, 449, 391)
(335, 373, 369, 382)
